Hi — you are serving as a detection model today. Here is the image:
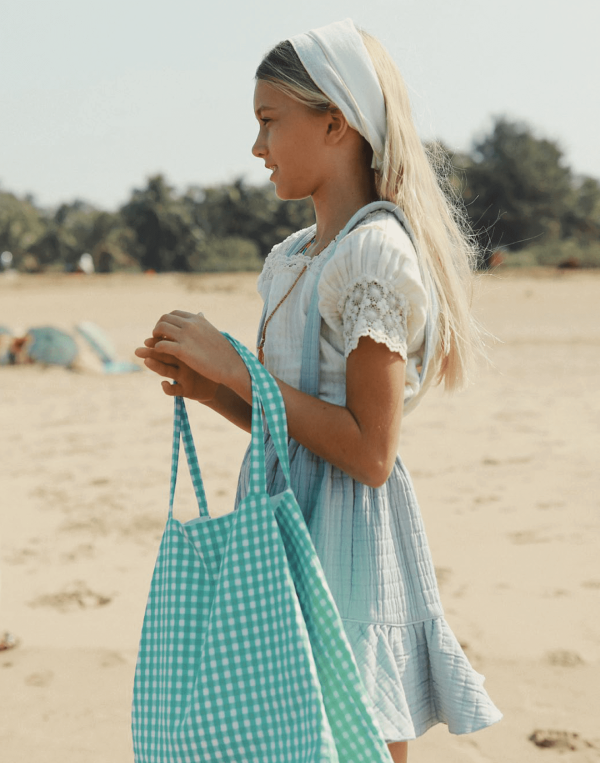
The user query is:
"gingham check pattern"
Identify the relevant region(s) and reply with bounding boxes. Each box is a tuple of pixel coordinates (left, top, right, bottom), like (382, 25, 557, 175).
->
(132, 334, 392, 762)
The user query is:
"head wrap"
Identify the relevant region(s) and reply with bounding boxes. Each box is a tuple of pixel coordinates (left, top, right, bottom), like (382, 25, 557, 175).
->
(289, 19, 387, 170)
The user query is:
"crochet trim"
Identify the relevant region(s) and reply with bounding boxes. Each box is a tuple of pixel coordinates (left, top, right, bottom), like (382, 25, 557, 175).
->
(338, 276, 410, 360)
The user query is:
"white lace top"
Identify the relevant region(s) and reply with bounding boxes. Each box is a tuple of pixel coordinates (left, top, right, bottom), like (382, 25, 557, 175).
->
(257, 210, 432, 413)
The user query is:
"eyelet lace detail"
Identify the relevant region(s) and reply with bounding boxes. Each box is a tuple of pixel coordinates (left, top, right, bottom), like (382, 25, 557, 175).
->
(260, 230, 318, 281)
(261, 249, 313, 280)
(261, 211, 390, 283)
(339, 277, 410, 359)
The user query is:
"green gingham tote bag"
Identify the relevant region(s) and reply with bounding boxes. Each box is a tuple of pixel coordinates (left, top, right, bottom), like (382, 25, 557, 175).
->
(132, 334, 393, 762)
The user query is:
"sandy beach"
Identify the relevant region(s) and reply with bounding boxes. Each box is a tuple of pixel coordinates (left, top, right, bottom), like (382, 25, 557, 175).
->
(0, 269, 599, 762)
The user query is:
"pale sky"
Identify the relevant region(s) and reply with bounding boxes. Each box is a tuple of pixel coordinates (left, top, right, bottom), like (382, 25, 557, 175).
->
(2, 0, 598, 210)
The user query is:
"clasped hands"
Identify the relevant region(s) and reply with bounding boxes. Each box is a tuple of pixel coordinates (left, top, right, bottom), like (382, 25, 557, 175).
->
(135, 310, 243, 401)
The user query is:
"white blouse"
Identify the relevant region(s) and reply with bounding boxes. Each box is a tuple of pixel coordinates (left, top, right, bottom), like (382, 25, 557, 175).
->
(257, 210, 433, 414)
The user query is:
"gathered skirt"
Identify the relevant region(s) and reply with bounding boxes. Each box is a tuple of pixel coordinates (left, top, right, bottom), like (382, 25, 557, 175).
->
(236, 435, 502, 742)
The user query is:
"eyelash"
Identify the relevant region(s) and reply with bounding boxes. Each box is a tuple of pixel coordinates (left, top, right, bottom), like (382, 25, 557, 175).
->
(260, 118, 271, 125)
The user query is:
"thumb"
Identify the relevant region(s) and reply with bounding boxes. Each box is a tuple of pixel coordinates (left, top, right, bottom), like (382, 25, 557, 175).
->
(161, 381, 179, 396)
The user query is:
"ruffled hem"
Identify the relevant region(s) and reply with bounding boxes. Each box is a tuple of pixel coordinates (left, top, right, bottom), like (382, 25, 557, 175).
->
(341, 617, 503, 742)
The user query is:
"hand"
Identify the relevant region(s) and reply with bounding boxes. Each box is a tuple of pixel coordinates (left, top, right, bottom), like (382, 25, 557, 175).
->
(135, 336, 219, 402)
(139, 310, 248, 395)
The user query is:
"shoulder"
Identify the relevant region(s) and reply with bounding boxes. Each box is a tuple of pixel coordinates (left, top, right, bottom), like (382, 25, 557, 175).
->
(319, 209, 426, 312)
(257, 225, 316, 296)
(317, 209, 430, 360)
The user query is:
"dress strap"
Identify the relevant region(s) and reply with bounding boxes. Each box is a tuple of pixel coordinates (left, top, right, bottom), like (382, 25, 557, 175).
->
(298, 201, 439, 397)
(255, 229, 316, 351)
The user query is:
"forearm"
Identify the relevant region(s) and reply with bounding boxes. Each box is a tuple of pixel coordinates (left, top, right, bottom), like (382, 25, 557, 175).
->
(203, 384, 252, 433)
(277, 381, 386, 485)
(200, 357, 369, 469)
(145, 312, 403, 486)
(224, 353, 400, 487)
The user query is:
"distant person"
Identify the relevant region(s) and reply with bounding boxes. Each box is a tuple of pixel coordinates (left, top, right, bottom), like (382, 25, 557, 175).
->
(0, 251, 13, 272)
(1, 323, 139, 373)
(77, 253, 95, 274)
(137, 19, 501, 762)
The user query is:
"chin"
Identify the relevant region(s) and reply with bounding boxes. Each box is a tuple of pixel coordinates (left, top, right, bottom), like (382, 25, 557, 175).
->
(273, 184, 312, 202)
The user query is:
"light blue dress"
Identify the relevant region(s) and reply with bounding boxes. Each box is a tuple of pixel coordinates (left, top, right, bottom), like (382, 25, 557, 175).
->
(236, 202, 502, 743)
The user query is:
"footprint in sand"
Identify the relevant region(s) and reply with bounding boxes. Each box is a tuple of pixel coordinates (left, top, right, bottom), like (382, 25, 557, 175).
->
(4, 546, 39, 565)
(25, 670, 54, 687)
(99, 651, 127, 668)
(546, 650, 584, 667)
(29, 580, 112, 613)
(508, 530, 550, 545)
(60, 515, 110, 536)
(582, 579, 600, 589)
(482, 455, 534, 466)
(536, 500, 565, 510)
(472, 494, 500, 505)
(529, 730, 596, 752)
(60, 543, 95, 562)
(434, 567, 452, 590)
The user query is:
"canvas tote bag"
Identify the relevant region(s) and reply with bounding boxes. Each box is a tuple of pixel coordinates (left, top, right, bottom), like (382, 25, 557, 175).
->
(132, 333, 393, 762)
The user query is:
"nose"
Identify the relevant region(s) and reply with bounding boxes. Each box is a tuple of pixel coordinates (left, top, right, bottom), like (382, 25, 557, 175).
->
(252, 129, 266, 159)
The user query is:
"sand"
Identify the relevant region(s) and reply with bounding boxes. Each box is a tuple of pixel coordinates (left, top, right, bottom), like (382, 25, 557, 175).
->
(0, 269, 599, 762)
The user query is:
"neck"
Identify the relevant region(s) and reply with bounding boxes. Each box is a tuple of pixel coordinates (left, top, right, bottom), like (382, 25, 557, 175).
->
(310, 161, 379, 250)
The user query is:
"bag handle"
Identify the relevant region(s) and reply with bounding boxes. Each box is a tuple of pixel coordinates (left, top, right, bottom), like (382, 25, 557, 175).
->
(169, 395, 210, 518)
(223, 333, 291, 495)
(168, 333, 292, 518)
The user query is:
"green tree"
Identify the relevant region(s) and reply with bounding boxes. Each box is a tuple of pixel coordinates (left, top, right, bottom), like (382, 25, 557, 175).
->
(0, 191, 47, 266)
(184, 179, 314, 258)
(121, 175, 204, 272)
(563, 176, 600, 242)
(462, 118, 573, 259)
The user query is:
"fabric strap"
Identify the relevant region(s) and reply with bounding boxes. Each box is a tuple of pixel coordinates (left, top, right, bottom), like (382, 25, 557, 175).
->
(289, 18, 387, 170)
(170, 333, 294, 520)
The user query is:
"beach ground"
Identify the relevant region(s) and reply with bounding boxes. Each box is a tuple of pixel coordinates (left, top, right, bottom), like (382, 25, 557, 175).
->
(1, 270, 599, 762)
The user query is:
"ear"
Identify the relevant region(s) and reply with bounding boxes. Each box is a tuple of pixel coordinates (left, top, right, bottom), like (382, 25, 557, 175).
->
(324, 107, 349, 145)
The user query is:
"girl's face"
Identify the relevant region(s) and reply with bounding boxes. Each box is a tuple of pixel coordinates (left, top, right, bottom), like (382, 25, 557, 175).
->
(252, 80, 331, 200)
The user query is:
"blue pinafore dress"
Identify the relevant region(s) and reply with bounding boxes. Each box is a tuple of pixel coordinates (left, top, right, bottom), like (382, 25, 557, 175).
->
(236, 202, 502, 742)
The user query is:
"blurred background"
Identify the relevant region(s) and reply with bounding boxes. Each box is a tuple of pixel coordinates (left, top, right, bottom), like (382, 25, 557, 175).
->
(1, 0, 599, 274)
(1, 3, 599, 762)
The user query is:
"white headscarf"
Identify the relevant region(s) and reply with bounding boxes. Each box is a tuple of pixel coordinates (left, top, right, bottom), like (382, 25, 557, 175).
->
(289, 19, 386, 170)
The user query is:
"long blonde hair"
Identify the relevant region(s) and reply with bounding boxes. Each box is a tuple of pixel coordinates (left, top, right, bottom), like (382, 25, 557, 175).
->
(256, 33, 483, 390)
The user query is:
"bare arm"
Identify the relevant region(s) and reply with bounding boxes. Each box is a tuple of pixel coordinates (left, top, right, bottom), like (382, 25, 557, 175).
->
(138, 311, 405, 487)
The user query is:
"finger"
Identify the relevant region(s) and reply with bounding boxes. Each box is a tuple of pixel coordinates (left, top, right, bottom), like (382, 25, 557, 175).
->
(135, 346, 178, 365)
(143, 357, 179, 379)
(170, 310, 197, 319)
(152, 314, 185, 338)
(160, 312, 186, 325)
(144, 336, 158, 348)
(151, 326, 176, 340)
(161, 380, 180, 396)
(153, 339, 182, 357)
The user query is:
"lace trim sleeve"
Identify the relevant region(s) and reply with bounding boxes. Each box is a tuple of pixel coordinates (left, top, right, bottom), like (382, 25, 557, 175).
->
(339, 276, 411, 360)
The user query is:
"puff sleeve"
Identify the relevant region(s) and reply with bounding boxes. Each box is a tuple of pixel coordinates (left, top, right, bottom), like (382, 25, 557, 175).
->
(318, 215, 428, 362)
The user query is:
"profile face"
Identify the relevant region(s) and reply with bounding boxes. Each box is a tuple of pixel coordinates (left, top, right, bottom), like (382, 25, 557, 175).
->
(252, 80, 329, 200)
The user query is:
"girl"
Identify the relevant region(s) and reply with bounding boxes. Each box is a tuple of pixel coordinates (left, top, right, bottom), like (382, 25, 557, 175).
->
(136, 19, 502, 762)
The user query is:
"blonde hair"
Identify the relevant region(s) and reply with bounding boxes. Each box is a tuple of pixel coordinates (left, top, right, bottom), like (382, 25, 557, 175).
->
(256, 34, 484, 390)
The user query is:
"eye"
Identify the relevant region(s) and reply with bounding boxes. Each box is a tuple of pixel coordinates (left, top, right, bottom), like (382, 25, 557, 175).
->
(260, 118, 271, 125)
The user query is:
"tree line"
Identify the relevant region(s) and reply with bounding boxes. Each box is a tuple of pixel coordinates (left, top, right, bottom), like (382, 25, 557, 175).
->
(1, 117, 599, 273)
